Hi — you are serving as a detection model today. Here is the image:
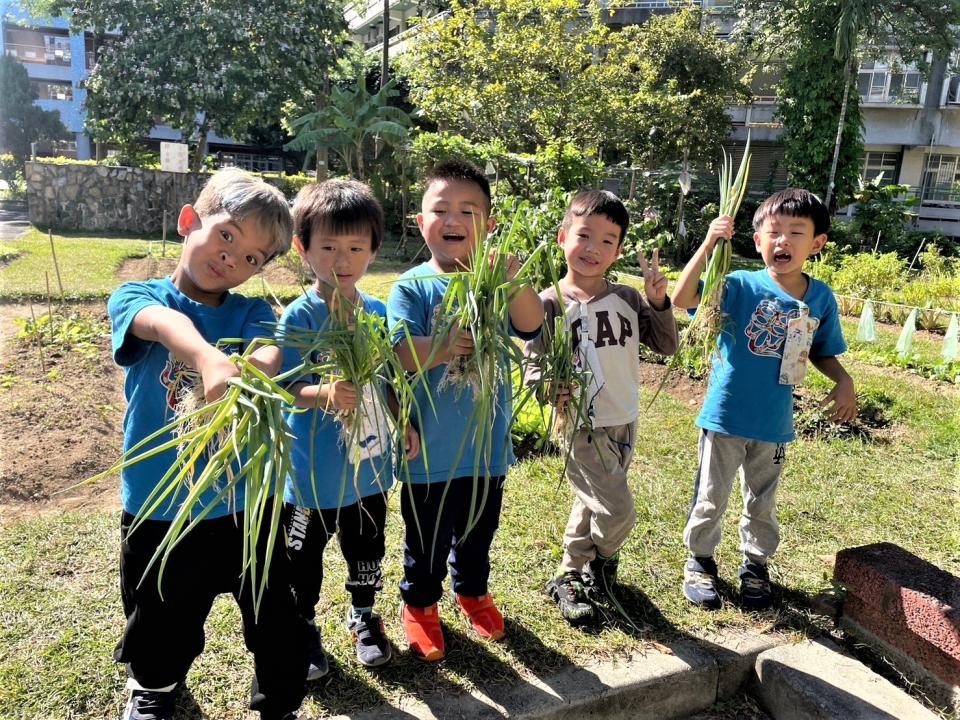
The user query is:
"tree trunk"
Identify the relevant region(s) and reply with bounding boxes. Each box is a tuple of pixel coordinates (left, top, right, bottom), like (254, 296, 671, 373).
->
(190, 116, 210, 173)
(315, 75, 330, 181)
(824, 56, 853, 210)
(381, 0, 390, 89)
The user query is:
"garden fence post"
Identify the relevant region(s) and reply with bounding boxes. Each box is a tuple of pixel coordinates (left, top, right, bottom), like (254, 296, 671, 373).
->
(47, 229, 64, 303)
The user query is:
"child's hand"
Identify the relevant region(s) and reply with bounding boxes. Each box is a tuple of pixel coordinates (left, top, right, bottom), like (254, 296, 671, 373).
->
(549, 383, 572, 412)
(639, 248, 668, 310)
(496, 251, 522, 281)
(704, 215, 734, 253)
(444, 320, 475, 359)
(404, 425, 421, 461)
(197, 349, 239, 402)
(821, 378, 857, 423)
(321, 379, 357, 412)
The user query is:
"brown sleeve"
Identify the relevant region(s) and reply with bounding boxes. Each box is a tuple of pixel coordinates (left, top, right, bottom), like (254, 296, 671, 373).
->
(611, 284, 680, 356)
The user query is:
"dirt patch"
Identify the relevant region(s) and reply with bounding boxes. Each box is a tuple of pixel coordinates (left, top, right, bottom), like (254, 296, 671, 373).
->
(639, 359, 706, 407)
(0, 301, 122, 522)
(116, 256, 305, 287)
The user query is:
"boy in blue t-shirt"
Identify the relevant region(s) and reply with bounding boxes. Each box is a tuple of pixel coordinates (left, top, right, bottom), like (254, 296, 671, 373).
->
(107, 170, 306, 720)
(386, 159, 543, 661)
(278, 180, 418, 674)
(671, 188, 857, 611)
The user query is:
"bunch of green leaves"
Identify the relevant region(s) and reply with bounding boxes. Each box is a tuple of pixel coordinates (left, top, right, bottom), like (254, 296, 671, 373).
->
(275, 296, 425, 509)
(16, 312, 109, 359)
(82, 346, 296, 616)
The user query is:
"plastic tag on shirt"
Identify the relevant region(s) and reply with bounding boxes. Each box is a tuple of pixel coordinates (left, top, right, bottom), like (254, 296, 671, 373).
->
(353, 384, 389, 462)
(576, 301, 605, 422)
(779, 306, 817, 385)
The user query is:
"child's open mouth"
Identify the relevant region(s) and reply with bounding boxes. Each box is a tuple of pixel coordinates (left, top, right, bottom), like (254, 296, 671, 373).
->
(443, 233, 466, 243)
(773, 250, 792, 264)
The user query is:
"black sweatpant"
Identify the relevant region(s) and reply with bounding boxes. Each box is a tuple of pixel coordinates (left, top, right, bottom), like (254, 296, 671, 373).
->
(282, 491, 388, 619)
(399, 475, 505, 608)
(114, 506, 308, 718)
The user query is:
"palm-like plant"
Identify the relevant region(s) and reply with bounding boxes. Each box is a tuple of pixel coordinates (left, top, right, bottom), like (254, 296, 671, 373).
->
(284, 71, 412, 180)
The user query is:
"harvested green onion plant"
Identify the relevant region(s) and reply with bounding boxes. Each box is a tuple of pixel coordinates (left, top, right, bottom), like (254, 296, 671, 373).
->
(275, 293, 425, 510)
(533, 314, 595, 447)
(83, 343, 297, 616)
(650, 137, 752, 405)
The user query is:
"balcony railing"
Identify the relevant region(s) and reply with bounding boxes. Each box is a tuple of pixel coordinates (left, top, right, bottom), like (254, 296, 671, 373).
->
(4, 42, 71, 66)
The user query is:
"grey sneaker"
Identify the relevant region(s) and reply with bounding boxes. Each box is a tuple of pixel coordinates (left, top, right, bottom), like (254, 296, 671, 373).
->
(121, 688, 176, 720)
(347, 609, 392, 668)
(682, 556, 721, 609)
(739, 561, 772, 611)
(546, 571, 596, 626)
(305, 622, 329, 681)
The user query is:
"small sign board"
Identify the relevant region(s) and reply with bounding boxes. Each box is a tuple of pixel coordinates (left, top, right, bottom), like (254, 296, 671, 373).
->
(160, 142, 189, 173)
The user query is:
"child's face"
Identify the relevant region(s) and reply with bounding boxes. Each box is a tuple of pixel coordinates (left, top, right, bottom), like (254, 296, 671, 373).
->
(754, 214, 827, 279)
(417, 178, 494, 271)
(296, 226, 376, 299)
(174, 207, 273, 304)
(558, 214, 622, 283)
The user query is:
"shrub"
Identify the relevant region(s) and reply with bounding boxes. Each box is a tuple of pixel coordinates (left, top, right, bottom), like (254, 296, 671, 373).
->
(0, 153, 24, 199)
(34, 155, 98, 166)
(831, 252, 906, 298)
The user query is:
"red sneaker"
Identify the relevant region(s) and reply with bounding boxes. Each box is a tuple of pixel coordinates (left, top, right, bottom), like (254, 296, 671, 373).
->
(454, 593, 505, 641)
(400, 603, 445, 661)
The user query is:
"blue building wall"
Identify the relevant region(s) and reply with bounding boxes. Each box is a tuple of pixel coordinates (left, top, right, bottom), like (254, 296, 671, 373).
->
(1, 2, 91, 157)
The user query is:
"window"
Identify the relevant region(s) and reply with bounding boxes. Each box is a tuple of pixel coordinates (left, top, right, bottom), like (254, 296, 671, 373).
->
(217, 152, 284, 173)
(31, 79, 73, 101)
(861, 152, 899, 186)
(947, 75, 960, 104)
(857, 60, 922, 104)
(921, 154, 960, 204)
(2, 25, 71, 66)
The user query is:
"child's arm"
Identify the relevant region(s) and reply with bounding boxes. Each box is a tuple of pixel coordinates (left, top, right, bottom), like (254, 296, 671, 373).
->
(247, 345, 283, 378)
(130, 306, 238, 402)
(394, 322, 474, 373)
(287, 379, 357, 412)
(503, 253, 543, 334)
(385, 389, 420, 460)
(810, 357, 857, 422)
(671, 216, 734, 309)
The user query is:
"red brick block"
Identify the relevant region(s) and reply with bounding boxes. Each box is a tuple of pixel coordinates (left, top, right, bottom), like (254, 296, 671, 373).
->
(834, 542, 960, 689)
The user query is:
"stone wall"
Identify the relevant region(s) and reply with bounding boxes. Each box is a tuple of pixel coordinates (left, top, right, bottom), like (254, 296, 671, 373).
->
(25, 162, 210, 233)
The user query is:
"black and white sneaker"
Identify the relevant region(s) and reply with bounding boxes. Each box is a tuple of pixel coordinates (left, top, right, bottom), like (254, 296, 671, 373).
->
(739, 561, 772, 611)
(585, 551, 620, 601)
(305, 621, 329, 681)
(682, 556, 721, 610)
(121, 687, 176, 720)
(347, 609, 392, 668)
(546, 571, 596, 626)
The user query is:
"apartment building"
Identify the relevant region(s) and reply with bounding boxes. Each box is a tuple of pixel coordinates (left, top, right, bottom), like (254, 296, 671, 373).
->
(1, 2, 285, 170)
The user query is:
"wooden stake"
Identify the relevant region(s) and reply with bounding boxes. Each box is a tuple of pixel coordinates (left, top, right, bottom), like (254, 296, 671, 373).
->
(47, 229, 65, 303)
(28, 300, 47, 373)
(44, 272, 55, 343)
(162, 210, 167, 257)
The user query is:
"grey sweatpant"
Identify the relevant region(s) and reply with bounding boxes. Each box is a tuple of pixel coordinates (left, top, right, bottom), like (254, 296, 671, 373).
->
(682, 429, 786, 564)
(559, 422, 637, 574)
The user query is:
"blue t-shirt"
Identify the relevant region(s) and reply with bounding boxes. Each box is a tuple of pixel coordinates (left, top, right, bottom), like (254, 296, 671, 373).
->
(108, 277, 277, 520)
(278, 289, 395, 509)
(386, 262, 539, 484)
(697, 269, 847, 443)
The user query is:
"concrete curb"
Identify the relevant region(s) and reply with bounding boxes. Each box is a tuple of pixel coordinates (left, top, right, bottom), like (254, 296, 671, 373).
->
(325, 631, 785, 720)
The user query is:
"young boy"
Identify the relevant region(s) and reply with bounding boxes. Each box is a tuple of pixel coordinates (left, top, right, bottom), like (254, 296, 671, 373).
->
(524, 190, 679, 625)
(278, 180, 419, 673)
(386, 159, 543, 660)
(672, 188, 857, 611)
(107, 170, 307, 720)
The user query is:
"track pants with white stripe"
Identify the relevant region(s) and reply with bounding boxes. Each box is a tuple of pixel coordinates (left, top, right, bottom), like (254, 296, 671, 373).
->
(682, 429, 786, 564)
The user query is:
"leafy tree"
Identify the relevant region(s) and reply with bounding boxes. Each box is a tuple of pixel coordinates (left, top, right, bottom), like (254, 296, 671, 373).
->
(0, 56, 70, 165)
(42, 0, 346, 172)
(284, 72, 412, 180)
(398, 2, 746, 170)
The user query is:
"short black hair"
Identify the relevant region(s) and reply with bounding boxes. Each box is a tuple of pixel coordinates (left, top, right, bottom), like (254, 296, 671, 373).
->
(753, 188, 830, 237)
(292, 179, 384, 253)
(562, 190, 630, 244)
(423, 159, 492, 210)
